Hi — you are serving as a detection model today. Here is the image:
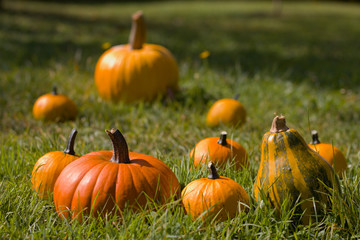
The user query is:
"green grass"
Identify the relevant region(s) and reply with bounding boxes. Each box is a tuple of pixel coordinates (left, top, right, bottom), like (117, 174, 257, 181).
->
(1, 0, 360, 238)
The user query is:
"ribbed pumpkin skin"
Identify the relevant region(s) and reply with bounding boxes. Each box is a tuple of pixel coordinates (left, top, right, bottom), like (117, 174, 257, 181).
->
(308, 143, 347, 178)
(181, 175, 249, 221)
(254, 128, 339, 224)
(32, 151, 79, 199)
(33, 93, 77, 121)
(53, 150, 180, 220)
(206, 99, 246, 127)
(94, 44, 179, 103)
(190, 136, 247, 170)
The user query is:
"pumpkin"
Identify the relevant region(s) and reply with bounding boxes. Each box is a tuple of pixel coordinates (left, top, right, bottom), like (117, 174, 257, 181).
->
(53, 128, 180, 220)
(190, 131, 247, 170)
(308, 130, 347, 178)
(31, 129, 80, 199)
(181, 162, 249, 221)
(33, 86, 77, 122)
(94, 11, 179, 103)
(206, 97, 246, 127)
(253, 116, 340, 225)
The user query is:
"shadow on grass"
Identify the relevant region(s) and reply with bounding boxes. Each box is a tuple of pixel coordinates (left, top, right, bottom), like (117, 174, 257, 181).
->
(1, 3, 360, 90)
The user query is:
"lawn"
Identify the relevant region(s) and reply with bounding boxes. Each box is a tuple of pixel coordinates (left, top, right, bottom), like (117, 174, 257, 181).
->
(1, 0, 360, 238)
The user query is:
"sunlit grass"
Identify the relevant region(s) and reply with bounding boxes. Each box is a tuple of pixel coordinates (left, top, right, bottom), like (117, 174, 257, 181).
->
(1, 0, 360, 238)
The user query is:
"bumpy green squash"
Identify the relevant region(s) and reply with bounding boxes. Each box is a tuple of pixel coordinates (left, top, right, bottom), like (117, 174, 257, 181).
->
(253, 116, 339, 225)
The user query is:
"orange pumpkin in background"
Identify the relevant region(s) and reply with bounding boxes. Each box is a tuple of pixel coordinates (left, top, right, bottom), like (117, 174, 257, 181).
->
(32, 86, 77, 122)
(31, 129, 80, 199)
(308, 130, 347, 178)
(190, 131, 248, 170)
(53, 128, 180, 221)
(94, 11, 179, 103)
(181, 162, 249, 221)
(206, 97, 246, 127)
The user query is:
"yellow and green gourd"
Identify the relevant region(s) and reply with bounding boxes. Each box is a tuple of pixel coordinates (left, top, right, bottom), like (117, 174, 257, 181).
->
(253, 116, 340, 225)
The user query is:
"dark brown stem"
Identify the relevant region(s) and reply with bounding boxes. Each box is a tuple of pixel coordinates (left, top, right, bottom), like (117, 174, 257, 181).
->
(64, 128, 77, 155)
(217, 131, 228, 146)
(208, 162, 220, 179)
(233, 94, 240, 100)
(270, 116, 289, 133)
(129, 11, 146, 50)
(106, 129, 131, 164)
(52, 86, 58, 95)
(310, 130, 321, 144)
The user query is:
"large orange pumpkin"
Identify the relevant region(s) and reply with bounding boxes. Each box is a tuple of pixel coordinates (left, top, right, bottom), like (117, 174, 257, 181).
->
(53, 129, 180, 220)
(181, 162, 249, 221)
(31, 129, 80, 199)
(206, 98, 246, 128)
(32, 86, 77, 122)
(190, 131, 247, 169)
(94, 11, 179, 103)
(308, 130, 347, 178)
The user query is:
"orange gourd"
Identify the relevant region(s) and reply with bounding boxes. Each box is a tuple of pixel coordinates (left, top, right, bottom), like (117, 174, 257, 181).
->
(94, 11, 179, 103)
(181, 162, 249, 221)
(206, 97, 246, 127)
(31, 129, 80, 199)
(32, 86, 77, 122)
(253, 116, 340, 225)
(308, 130, 347, 178)
(53, 129, 180, 220)
(190, 131, 248, 170)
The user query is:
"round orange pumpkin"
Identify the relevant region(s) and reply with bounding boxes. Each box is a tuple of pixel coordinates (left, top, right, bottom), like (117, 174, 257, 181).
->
(31, 129, 80, 199)
(33, 86, 77, 122)
(181, 162, 249, 221)
(308, 130, 347, 178)
(190, 131, 247, 170)
(53, 128, 180, 220)
(94, 11, 179, 103)
(206, 98, 246, 127)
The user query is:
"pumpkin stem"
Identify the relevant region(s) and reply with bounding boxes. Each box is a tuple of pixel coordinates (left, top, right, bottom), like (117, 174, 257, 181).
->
(217, 131, 228, 146)
(270, 116, 289, 133)
(106, 129, 131, 164)
(129, 11, 146, 50)
(233, 93, 240, 100)
(208, 162, 220, 179)
(64, 128, 77, 155)
(52, 85, 58, 95)
(310, 130, 321, 144)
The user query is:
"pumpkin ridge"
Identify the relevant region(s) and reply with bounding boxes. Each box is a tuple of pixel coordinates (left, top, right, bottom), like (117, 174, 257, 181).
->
(267, 134, 282, 207)
(282, 132, 314, 200)
(138, 163, 164, 203)
(72, 162, 109, 216)
(115, 164, 131, 208)
(54, 159, 100, 218)
(274, 133, 302, 208)
(90, 162, 119, 215)
(113, 51, 128, 101)
(124, 163, 154, 207)
(185, 180, 206, 216)
(286, 131, 331, 201)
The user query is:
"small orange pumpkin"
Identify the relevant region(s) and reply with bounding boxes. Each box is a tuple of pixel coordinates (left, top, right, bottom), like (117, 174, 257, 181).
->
(53, 128, 180, 220)
(308, 130, 347, 178)
(190, 131, 247, 170)
(181, 162, 249, 221)
(33, 86, 77, 122)
(31, 129, 80, 199)
(94, 11, 179, 103)
(206, 97, 246, 127)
